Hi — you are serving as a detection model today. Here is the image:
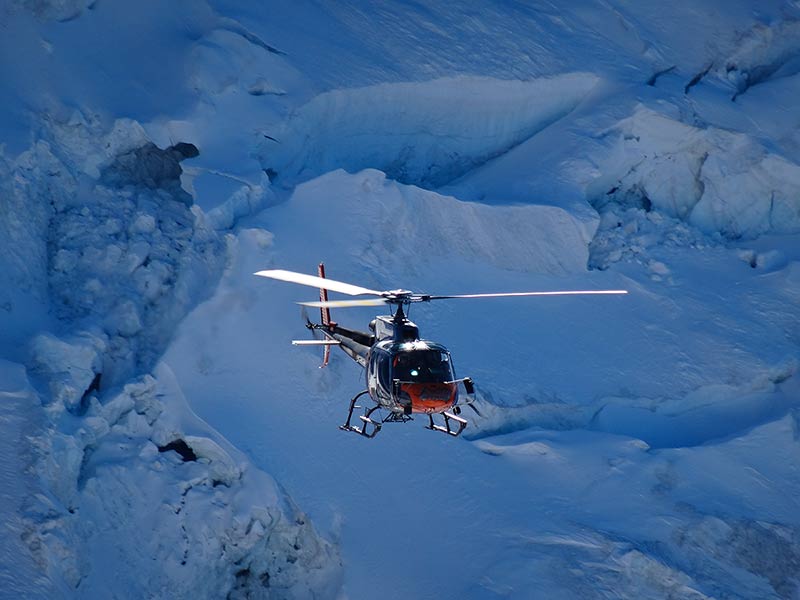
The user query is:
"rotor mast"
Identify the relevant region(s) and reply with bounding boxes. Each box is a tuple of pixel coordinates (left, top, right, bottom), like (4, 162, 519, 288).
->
(391, 302, 407, 342)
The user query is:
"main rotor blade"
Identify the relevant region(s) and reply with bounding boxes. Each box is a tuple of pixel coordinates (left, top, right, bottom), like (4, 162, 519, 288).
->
(254, 269, 382, 296)
(427, 290, 628, 300)
(299, 298, 389, 309)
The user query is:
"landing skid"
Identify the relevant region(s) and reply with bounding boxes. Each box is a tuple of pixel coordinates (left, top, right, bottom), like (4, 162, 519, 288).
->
(340, 391, 468, 439)
(340, 390, 382, 438)
(426, 410, 467, 437)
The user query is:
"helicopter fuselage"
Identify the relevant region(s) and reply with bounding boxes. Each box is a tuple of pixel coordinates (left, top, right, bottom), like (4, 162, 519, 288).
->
(311, 308, 472, 437)
(319, 313, 462, 416)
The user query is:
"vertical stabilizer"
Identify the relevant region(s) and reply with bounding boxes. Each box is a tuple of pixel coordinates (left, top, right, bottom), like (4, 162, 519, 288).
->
(318, 263, 332, 367)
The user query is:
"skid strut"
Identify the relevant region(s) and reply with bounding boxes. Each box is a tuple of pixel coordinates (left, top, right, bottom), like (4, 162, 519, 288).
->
(340, 390, 382, 438)
(426, 410, 468, 437)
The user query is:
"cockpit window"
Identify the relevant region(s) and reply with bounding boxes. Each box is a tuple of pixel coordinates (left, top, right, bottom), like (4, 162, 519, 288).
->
(377, 352, 391, 389)
(392, 350, 454, 383)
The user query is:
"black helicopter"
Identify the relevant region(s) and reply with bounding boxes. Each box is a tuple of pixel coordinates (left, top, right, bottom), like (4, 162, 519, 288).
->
(255, 264, 627, 439)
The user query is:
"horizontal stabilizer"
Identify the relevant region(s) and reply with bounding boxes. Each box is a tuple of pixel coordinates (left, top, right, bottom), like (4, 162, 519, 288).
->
(292, 340, 342, 346)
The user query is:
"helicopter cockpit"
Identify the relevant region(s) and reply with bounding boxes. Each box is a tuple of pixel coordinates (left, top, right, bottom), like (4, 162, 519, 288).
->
(391, 348, 454, 383)
(367, 340, 460, 415)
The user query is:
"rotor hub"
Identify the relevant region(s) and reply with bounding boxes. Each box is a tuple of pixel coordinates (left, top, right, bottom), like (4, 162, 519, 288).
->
(381, 289, 416, 304)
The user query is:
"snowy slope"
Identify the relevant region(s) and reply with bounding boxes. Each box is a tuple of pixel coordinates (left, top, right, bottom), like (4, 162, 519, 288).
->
(165, 168, 800, 598)
(2, 0, 800, 598)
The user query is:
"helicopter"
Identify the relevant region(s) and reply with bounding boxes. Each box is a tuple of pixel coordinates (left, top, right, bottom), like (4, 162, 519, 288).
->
(255, 264, 627, 439)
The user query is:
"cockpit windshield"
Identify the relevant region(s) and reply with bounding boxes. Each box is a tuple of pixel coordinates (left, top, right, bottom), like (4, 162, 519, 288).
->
(392, 349, 454, 383)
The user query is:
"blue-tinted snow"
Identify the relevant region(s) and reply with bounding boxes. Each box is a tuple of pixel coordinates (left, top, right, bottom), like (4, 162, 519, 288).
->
(2, 0, 800, 598)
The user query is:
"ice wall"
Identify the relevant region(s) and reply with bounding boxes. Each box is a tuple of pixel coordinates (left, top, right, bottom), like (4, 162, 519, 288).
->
(262, 74, 599, 188)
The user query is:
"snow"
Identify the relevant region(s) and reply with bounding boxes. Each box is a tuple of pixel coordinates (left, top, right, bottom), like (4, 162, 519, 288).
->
(587, 107, 800, 239)
(274, 169, 596, 276)
(20, 342, 341, 598)
(0, 360, 53, 600)
(3, 0, 800, 598)
(721, 19, 800, 99)
(163, 166, 800, 597)
(0, 102, 342, 596)
(263, 74, 600, 188)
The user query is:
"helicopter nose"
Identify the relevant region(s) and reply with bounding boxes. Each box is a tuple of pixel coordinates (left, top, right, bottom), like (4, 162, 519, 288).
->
(399, 382, 457, 414)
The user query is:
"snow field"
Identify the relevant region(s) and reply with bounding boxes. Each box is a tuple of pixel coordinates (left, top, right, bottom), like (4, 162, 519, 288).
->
(3, 0, 800, 598)
(166, 163, 800, 597)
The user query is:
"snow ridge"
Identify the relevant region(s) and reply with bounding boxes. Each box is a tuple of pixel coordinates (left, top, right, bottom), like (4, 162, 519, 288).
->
(279, 169, 596, 277)
(262, 74, 599, 189)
